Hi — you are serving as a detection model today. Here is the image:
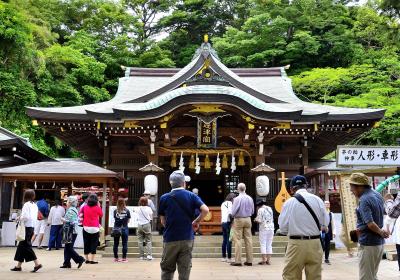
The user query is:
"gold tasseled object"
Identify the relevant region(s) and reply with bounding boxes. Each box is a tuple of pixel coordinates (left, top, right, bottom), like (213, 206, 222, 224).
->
(189, 154, 195, 169)
(238, 151, 245, 166)
(222, 154, 228, 169)
(170, 153, 177, 168)
(204, 154, 211, 169)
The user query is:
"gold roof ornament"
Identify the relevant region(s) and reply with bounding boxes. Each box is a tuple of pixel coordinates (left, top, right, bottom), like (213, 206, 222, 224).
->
(250, 163, 275, 173)
(139, 162, 164, 172)
(190, 104, 225, 113)
(204, 34, 209, 43)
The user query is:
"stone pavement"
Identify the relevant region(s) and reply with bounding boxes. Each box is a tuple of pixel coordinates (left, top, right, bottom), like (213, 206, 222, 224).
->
(0, 247, 399, 280)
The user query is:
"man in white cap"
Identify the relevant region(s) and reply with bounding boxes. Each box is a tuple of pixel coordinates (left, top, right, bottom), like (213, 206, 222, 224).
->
(159, 170, 209, 280)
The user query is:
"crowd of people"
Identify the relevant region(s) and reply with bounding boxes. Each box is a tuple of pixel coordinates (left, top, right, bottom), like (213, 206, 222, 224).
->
(8, 170, 399, 280)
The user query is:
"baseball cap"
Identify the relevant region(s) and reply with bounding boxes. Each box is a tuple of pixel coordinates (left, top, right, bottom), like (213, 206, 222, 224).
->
(256, 198, 266, 206)
(290, 175, 307, 188)
(349, 172, 370, 186)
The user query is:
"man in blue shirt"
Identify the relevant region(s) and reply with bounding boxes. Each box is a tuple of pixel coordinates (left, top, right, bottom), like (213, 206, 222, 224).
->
(350, 172, 389, 280)
(159, 170, 209, 280)
(32, 197, 49, 248)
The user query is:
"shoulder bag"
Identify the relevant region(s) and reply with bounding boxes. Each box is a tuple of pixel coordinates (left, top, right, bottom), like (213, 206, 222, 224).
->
(294, 194, 324, 248)
(16, 220, 25, 242)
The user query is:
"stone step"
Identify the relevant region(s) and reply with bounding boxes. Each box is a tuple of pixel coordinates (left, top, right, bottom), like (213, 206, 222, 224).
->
(104, 246, 287, 254)
(106, 235, 288, 242)
(102, 252, 286, 258)
(106, 241, 289, 247)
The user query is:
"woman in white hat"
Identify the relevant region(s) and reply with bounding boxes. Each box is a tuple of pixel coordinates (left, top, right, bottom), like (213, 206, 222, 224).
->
(60, 196, 85, 268)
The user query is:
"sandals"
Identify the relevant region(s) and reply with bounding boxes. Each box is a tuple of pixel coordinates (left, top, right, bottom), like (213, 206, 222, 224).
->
(258, 261, 266, 265)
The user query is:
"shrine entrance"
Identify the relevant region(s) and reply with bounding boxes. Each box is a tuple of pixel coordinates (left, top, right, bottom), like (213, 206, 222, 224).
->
(187, 172, 225, 206)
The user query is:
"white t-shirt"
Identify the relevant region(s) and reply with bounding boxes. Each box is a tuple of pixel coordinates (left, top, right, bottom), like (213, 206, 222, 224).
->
(221, 201, 232, 223)
(48, 206, 65, 225)
(136, 206, 153, 226)
(21, 201, 38, 228)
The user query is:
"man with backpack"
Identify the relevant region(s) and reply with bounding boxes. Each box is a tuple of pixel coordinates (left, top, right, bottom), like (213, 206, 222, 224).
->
(278, 175, 328, 280)
(32, 196, 50, 249)
(158, 170, 209, 280)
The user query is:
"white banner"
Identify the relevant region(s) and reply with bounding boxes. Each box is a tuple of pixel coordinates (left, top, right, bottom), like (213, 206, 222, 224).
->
(337, 145, 400, 166)
(108, 206, 139, 228)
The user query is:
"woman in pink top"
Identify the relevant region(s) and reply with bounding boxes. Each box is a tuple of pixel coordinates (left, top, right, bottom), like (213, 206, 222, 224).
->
(79, 194, 103, 264)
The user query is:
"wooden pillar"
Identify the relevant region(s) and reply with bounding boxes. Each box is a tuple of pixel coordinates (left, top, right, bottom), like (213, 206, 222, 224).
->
(101, 181, 107, 228)
(324, 174, 329, 201)
(10, 180, 16, 214)
(103, 137, 111, 168)
(301, 146, 309, 175)
(0, 177, 3, 219)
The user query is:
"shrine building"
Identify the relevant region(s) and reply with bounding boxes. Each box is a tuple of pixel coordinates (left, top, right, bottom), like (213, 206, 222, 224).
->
(26, 39, 385, 230)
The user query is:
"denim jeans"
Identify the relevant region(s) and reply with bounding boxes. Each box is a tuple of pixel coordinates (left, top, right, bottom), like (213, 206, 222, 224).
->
(49, 224, 63, 249)
(221, 222, 232, 259)
(113, 227, 129, 259)
(64, 234, 85, 265)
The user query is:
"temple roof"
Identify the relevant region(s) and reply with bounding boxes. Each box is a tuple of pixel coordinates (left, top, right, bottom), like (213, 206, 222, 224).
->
(27, 42, 385, 123)
(0, 126, 52, 164)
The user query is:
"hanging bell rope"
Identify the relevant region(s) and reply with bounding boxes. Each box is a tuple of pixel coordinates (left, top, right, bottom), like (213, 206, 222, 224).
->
(160, 147, 253, 166)
(238, 151, 245, 166)
(222, 154, 228, 169)
(189, 154, 195, 169)
(170, 153, 177, 168)
(204, 154, 211, 169)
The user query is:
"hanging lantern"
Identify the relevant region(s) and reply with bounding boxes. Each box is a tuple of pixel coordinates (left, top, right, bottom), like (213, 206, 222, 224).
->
(238, 151, 245, 166)
(222, 154, 228, 169)
(189, 154, 195, 169)
(204, 154, 211, 169)
(256, 175, 270, 196)
(170, 153, 177, 168)
(144, 175, 158, 195)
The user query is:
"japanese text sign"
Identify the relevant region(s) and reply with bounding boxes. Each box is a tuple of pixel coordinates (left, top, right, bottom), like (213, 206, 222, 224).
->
(197, 119, 217, 148)
(337, 145, 400, 166)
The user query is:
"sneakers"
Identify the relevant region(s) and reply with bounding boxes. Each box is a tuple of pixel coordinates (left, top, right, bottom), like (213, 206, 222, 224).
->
(146, 255, 153, 261)
(221, 258, 227, 262)
(227, 258, 232, 263)
(139, 257, 145, 260)
(114, 258, 120, 263)
(120, 259, 128, 263)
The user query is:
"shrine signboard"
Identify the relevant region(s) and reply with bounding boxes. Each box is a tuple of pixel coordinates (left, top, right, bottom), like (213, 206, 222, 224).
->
(337, 145, 400, 166)
(197, 119, 217, 148)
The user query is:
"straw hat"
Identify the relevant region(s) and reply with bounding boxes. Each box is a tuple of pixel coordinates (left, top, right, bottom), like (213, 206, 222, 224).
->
(349, 172, 370, 186)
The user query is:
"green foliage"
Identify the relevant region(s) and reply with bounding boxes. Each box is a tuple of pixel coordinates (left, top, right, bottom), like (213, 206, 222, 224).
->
(0, 0, 400, 158)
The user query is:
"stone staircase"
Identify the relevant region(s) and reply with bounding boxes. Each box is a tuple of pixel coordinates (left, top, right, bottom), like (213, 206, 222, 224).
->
(103, 234, 288, 258)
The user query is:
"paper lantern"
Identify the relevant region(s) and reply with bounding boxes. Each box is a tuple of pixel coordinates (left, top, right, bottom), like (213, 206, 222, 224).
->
(256, 175, 270, 196)
(144, 175, 158, 195)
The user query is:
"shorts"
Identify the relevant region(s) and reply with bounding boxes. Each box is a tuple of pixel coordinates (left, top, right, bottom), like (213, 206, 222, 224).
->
(34, 219, 47, 235)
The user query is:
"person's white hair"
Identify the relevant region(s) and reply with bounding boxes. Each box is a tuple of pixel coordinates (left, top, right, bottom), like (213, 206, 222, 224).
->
(67, 195, 78, 207)
(237, 183, 246, 193)
(192, 188, 199, 195)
